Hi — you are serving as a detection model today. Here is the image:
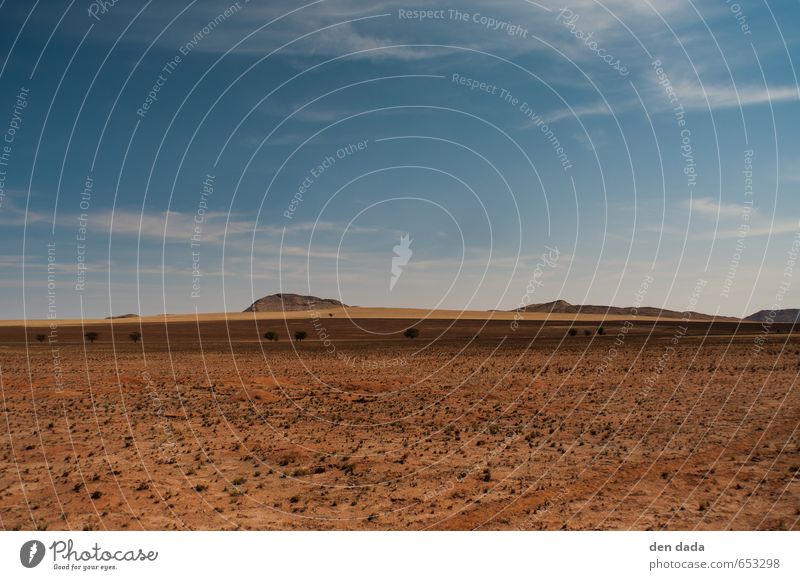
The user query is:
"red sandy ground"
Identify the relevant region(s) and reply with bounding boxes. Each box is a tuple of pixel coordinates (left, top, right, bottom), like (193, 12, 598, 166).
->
(0, 317, 798, 530)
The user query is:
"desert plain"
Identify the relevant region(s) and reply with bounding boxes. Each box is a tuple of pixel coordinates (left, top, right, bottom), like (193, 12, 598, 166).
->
(0, 309, 798, 531)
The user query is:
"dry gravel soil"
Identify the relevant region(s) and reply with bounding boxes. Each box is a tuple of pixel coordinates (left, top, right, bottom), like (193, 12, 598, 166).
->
(1, 316, 798, 530)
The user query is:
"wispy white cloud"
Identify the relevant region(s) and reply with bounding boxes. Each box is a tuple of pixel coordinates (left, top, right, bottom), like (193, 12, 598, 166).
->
(107, 0, 691, 64)
(670, 80, 799, 110)
(92, 208, 385, 244)
(642, 217, 799, 240)
(97, 209, 250, 242)
(685, 196, 748, 219)
(542, 101, 614, 123)
(709, 219, 800, 240)
(0, 190, 50, 226)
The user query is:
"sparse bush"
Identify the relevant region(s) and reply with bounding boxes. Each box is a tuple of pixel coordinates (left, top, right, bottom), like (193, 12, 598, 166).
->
(597, 326, 605, 335)
(263, 331, 279, 341)
(84, 331, 99, 343)
(195, 484, 207, 492)
(129, 331, 141, 343)
(583, 329, 592, 336)
(403, 328, 419, 339)
(90, 490, 102, 500)
(567, 328, 577, 336)
(232, 477, 246, 486)
(294, 331, 307, 342)
(35, 334, 46, 343)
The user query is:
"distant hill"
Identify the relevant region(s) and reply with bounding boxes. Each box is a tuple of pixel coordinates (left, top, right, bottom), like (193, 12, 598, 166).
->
(512, 299, 727, 321)
(744, 309, 800, 324)
(244, 293, 347, 312)
(105, 313, 139, 319)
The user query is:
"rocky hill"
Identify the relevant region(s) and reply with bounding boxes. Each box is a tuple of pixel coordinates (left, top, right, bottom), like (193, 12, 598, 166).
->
(244, 293, 347, 312)
(513, 299, 726, 320)
(744, 309, 800, 324)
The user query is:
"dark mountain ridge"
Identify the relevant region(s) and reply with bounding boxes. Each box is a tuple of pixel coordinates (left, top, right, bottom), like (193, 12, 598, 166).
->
(244, 293, 347, 312)
(243, 293, 796, 323)
(513, 299, 729, 321)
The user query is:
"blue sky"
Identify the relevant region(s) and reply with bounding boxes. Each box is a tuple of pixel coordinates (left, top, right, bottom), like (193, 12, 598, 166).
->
(0, 0, 798, 319)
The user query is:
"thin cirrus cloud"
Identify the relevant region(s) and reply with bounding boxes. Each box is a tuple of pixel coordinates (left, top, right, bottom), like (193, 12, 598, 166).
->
(97, 209, 253, 242)
(709, 220, 799, 240)
(546, 78, 800, 129)
(115, 0, 688, 60)
(644, 217, 798, 240)
(670, 80, 800, 110)
(538, 81, 800, 135)
(93, 209, 384, 243)
(540, 101, 614, 124)
(686, 196, 748, 219)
